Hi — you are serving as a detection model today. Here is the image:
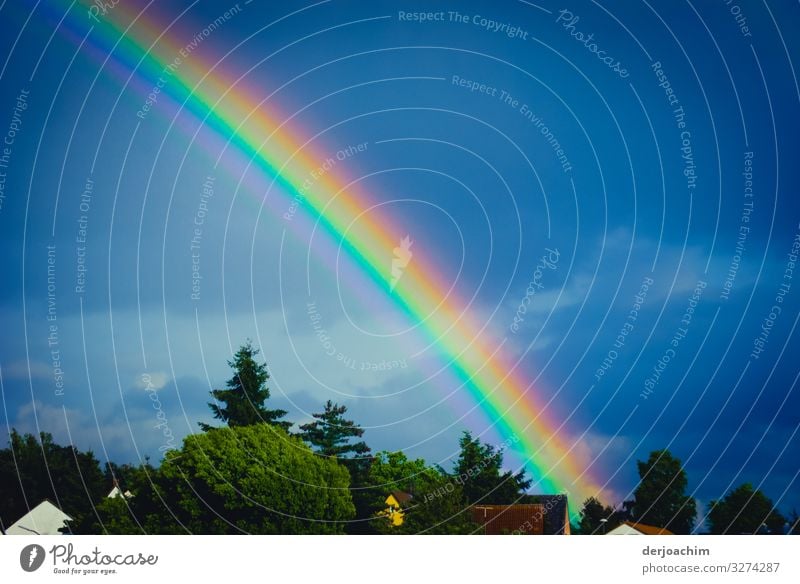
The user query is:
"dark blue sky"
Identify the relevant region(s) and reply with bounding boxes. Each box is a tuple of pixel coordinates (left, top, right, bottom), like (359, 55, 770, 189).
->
(1, 0, 798, 524)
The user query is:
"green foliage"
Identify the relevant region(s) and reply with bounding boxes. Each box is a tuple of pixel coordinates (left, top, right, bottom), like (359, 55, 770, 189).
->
(71, 458, 182, 534)
(365, 451, 476, 534)
(296, 400, 374, 534)
(630, 450, 696, 534)
(708, 483, 786, 534)
(72, 425, 356, 534)
(0, 430, 106, 533)
(80, 496, 142, 534)
(367, 450, 438, 493)
(360, 451, 431, 530)
(577, 496, 623, 534)
(297, 400, 370, 462)
(200, 341, 290, 431)
(452, 431, 531, 504)
(386, 473, 477, 534)
(6, 350, 795, 538)
(157, 424, 352, 533)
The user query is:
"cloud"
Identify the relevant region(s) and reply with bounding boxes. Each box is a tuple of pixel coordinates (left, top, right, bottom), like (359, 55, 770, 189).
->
(5, 400, 133, 459)
(133, 371, 170, 391)
(2, 360, 52, 381)
(505, 227, 719, 341)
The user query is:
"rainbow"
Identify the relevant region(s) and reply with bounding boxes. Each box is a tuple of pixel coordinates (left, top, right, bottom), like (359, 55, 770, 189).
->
(45, 0, 607, 506)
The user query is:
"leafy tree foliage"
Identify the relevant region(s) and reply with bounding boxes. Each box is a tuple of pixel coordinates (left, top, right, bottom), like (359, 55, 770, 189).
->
(0, 430, 106, 533)
(69, 459, 169, 534)
(8, 337, 795, 538)
(200, 342, 290, 431)
(98, 425, 353, 533)
(385, 473, 477, 534)
(296, 400, 374, 534)
(298, 400, 370, 461)
(708, 483, 786, 534)
(630, 450, 696, 534)
(360, 451, 430, 530)
(365, 451, 436, 501)
(370, 450, 439, 487)
(452, 431, 531, 504)
(577, 496, 623, 534)
(366, 451, 476, 534)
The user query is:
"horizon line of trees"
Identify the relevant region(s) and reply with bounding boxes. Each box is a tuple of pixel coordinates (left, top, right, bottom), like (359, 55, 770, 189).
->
(575, 450, 793, 535)
(1, 341, 797, 535)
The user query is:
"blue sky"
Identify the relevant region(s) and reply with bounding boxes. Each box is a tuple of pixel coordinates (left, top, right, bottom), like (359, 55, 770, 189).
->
(1, 0, 799, 520)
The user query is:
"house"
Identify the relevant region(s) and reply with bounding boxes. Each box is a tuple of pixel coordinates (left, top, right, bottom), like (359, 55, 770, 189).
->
(469, 495, 571, 535)
(607, 521, 675, 535)
(383, 491, 413, 526)
(107, 480, 133, 500)
(470, 504, 545, 534)
(5, 500, 72, 535)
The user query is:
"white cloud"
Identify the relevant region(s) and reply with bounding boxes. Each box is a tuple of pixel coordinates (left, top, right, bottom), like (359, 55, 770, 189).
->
(2, 360, 52, 381)
(133, 371, 170, 391)
(6, 400, 132, 457)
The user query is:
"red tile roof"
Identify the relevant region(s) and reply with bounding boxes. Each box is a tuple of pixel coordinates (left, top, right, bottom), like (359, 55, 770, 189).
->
(389, 491, 413, 505)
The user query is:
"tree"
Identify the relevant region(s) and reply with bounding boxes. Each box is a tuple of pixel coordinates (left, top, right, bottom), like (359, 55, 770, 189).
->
(366, 451, 476, 534)
(297, 400, 370, 461)
(297, 400, 373, 534)
(577, 496, 623, 534)
(366, 451, 436, 500)
(708, 483, 786, 534)
(81, 425, 355, 534)
(629, 450, 696, 534)
(386, 472, 478, 534)
(789, 510, 800, 535)
(451, 431, 531, 504)
(69, 459, 169, 534)
(200, 341, 290, 431)
(360, 451, 433, 529)
(0, 430, 107, 533)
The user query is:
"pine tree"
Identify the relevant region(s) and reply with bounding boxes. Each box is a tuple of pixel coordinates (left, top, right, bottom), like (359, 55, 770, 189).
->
(452, 431, 531, 504)
(297, 401, 372, 534)
(297, 400, 369, 460)
(200, 341, 290, 431)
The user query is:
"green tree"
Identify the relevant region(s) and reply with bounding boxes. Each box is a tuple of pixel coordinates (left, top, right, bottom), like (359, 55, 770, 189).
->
(158, 424, 353, 533)
(297, 400, 370, 461)
(630, 450, 696, 534)
(452, 431, 531, 504)
(366, 451, 436, 500)
(577, 496, 622, 534)
(387, 473, 477, 534)
(296, 400, 373, 534)
(81, 425, 355, 534)
(708, 483, 786, 534)
(366, 451, 476, 534)
(0, 430, 107, 533)
(361, 451, 432, 529)
(69, 459, 170, 534)
(200, 341, 290, 431)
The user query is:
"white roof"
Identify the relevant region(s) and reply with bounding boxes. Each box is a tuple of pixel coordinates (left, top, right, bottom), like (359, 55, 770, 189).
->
(607, 522, 645, 535)
(106, 485, 133, 499)
(6, 500, 72, 535)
